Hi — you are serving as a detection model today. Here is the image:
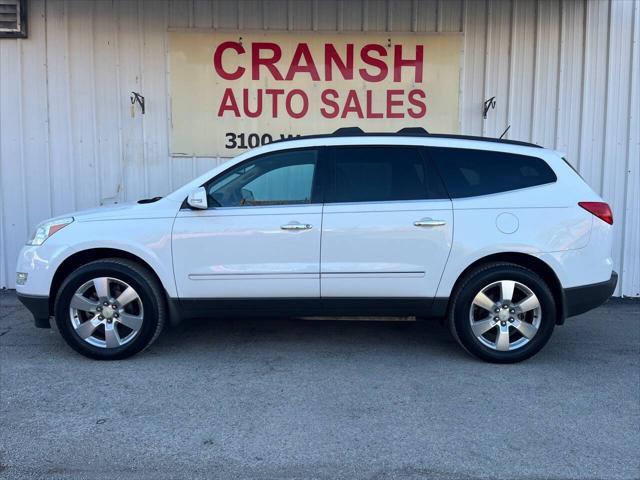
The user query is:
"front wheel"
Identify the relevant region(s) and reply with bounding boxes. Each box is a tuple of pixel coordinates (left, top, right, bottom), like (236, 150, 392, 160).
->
(54, 258, 166, 360)
(448, 263, 556, 363)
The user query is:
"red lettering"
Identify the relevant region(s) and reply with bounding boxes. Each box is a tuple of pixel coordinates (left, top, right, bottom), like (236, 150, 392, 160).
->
(286, 43, 320, 81)
(320, 89, 340, 119)
(251, 42, 284, 80)
(366, 90, 383, 118)
(286, 89, 309, 119)
(359, 45, 388, 82)
(213, 41, 245, 80)
(265, 88, 285, 117)
(407, 89, 427, 118)
(386, 89, 404, 118)
(217, 88, 240, 117)
(324, 44, 354, 81)
(393, 45, 423, 82)
(242, 89, 262, 118)
(341, 90, 364, 118)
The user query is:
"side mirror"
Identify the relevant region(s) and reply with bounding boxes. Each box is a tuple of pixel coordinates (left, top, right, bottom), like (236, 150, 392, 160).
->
(186, 187, 208, 210)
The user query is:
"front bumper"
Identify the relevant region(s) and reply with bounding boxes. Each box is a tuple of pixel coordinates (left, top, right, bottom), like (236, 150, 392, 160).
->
(16, 293, 51, 328)
(564, 271, 618, 318)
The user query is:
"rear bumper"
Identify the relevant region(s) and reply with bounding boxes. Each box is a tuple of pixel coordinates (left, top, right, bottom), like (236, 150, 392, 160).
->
(564, 271, 618, 318)
(16, 293, 51, 328)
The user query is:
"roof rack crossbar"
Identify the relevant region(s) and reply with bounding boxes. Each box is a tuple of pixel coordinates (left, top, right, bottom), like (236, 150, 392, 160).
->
(332, 127, 365, 136)
(396, 127, 430, 135)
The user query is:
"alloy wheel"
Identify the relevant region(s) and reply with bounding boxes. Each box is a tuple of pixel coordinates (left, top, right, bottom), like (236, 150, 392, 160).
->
(468, 280, 541, 351)
(69, 277, 144, 349)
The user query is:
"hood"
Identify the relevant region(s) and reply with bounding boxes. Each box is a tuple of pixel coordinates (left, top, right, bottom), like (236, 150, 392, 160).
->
(71, 198, 181, 222)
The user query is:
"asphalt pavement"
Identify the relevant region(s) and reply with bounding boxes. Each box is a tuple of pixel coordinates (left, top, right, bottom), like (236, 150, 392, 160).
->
(1, 290, 638, 480)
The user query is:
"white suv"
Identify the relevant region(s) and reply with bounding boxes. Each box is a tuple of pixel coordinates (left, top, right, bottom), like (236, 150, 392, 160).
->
(15, 128, 617, 363)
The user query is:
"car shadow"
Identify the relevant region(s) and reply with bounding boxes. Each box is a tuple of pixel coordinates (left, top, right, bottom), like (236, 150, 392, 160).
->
(149, 316, 468, 361)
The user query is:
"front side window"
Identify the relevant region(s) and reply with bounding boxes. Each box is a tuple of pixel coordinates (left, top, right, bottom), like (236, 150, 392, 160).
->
(205, 149, 318, 207)
(327, 146, 441, 203)
(428, 148, 557, 198)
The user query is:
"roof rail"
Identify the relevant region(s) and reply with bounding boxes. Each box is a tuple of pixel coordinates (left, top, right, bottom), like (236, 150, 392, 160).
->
(272, 127, 541, 148)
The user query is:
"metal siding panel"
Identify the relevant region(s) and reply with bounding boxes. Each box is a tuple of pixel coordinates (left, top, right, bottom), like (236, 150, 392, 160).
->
(67, 1, 100, 210)
(116, 0, 146, 202)
(264, 0, 288, 30)
(482, 0, 511, 138)
(365, 0, 387, 31)
(507, 0, 536, 142)
(0, 38, 27, 287)
(414, 0, 438, 32)
(213, 0, 239, 29)
(193, 0, 213, 29)
(531, 0, 560, 147)
(555, 0, 585, 165)
(602, 0, 635, 296)
(19, 0, 52, 228)
(0, 46, 4, 287)
(622, 1, 640, 297)
(578, 0, 609, 190)
(168, 0, 197, 187)
(93, 0, 123, 205)
(142, 0, 172, 198)
(439, 0, 463, 32)
(168, 0, 191, 28)
(240, 0, 263, 29)
(44, 0, 75, 216)
(460, 0, 486, 136)
(289, 0, 313, 30)
(342, 0, 364, 30)
(315, 0, 339, 31)
(389, 0, 413, 32)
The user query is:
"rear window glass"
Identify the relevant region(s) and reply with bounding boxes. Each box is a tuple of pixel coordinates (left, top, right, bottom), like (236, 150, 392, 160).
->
(428, 148, 557, 198)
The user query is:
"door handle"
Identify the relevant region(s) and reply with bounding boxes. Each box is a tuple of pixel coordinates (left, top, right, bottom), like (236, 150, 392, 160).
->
(281, 222, 313, 230)
(414, 218, 447, 227)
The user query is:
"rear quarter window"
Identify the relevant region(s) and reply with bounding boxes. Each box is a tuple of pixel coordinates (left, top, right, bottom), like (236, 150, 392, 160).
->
(428, 148, 557, 198)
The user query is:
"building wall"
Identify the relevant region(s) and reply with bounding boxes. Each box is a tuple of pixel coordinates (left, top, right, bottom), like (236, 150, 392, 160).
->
(0, 0, 638, 296)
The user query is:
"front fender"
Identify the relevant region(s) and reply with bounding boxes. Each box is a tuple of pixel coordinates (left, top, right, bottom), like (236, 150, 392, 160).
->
(15, 218, 177, 298)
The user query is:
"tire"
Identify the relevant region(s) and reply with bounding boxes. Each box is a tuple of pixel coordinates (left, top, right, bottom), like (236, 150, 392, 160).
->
(448, 262, 556, 363)
(54, 258, 166, 360)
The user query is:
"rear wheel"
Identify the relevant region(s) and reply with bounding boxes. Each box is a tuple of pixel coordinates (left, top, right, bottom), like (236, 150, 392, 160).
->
(54, 258, 166, 360)
(448, 263, 556, 363)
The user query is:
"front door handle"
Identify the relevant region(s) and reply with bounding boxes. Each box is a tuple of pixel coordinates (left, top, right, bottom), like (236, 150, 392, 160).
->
(281, 222, 313, 230)
(414, 218, 447, 227)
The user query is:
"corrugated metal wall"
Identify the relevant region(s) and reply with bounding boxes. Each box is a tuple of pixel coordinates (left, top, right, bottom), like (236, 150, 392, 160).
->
(1, 0, 638, 296)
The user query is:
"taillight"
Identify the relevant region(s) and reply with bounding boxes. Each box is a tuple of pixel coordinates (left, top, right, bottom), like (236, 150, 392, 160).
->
(579, 202, 613, 225)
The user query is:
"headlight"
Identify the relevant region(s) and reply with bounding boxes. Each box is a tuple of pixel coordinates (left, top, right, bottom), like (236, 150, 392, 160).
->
(27, 217, 74, 246)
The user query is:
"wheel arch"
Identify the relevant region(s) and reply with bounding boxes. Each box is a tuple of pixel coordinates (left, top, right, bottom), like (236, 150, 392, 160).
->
(48, 248, 169, 317)
(446, 252, 566, 324)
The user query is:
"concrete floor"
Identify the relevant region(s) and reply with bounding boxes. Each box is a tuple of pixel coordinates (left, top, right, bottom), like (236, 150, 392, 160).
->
(1, 290, 638, 480)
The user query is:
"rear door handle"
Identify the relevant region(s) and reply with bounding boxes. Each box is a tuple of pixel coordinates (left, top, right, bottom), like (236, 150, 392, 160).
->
(281, 222, 313, 230)
(414, 218, 447, 227)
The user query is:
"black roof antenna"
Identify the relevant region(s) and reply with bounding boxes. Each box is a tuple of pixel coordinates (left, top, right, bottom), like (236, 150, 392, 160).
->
(499, 125, 511, 139)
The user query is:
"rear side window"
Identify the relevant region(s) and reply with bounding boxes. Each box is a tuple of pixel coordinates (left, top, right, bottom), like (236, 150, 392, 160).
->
(327, 146, 446, 203)
(428, 148, 557, 198)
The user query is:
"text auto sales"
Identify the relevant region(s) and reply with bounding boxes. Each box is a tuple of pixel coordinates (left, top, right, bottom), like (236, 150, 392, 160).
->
(214, 41, 428, 119)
